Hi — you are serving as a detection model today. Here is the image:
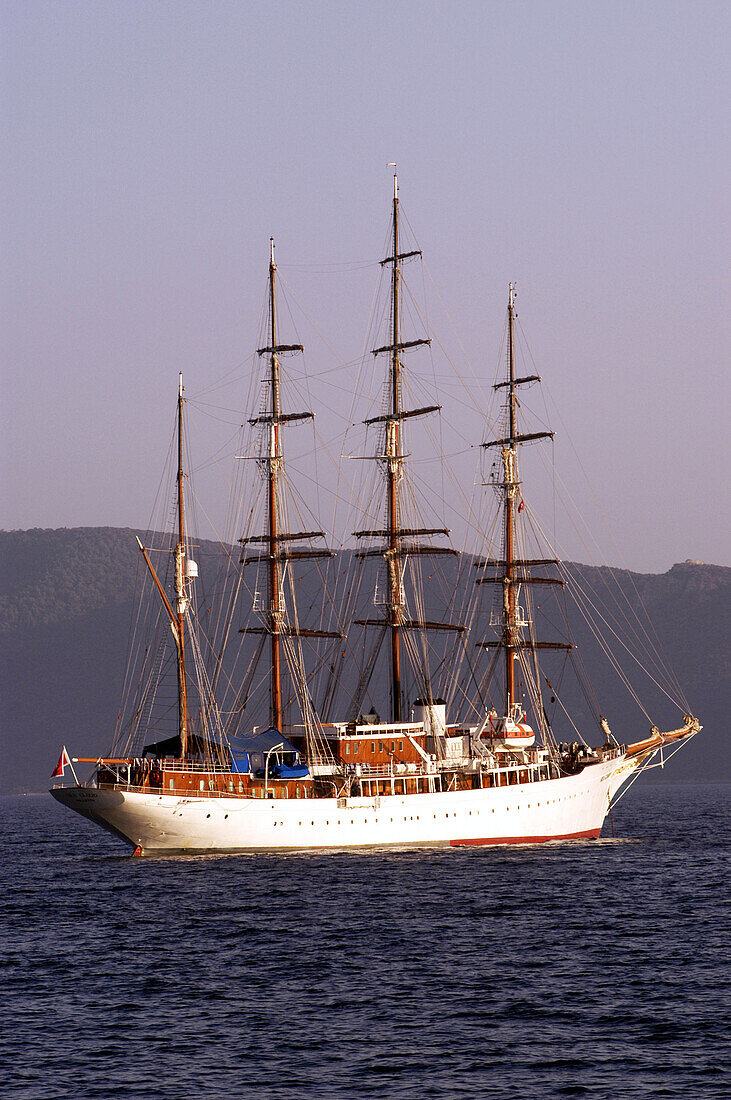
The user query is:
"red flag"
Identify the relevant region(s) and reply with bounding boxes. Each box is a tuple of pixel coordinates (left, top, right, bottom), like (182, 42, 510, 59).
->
(518, 498, 525, 512)
(51, 747, 71, 778)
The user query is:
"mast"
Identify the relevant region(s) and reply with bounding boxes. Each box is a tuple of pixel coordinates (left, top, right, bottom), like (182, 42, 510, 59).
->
(387, 171, 404, 720)
(354, 171, 461, 722)
(504, 283, 517, 713)
(174, 372, 189, 756)
(134, 374, 191, 758)
(477, 286, 568, 722)
(267, 238, 283, 731)
(239, 241, 338, 733)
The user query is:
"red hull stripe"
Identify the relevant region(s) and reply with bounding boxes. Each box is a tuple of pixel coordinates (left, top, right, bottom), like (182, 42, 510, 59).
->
(450, 827, 601, 847)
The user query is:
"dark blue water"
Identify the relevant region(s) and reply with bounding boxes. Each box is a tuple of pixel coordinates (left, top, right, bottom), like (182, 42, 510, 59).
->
(1, 783, 728, 1099)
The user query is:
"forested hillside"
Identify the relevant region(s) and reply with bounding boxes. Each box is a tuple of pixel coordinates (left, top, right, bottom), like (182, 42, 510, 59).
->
(1, 528, 726, 792)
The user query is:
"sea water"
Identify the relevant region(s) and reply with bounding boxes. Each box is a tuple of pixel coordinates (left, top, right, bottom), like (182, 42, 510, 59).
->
(1, 783, 728, 1099)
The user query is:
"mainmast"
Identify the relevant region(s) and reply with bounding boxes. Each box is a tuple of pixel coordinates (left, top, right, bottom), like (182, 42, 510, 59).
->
(387, 172, 404, 720)
(355, 171, 461, 721)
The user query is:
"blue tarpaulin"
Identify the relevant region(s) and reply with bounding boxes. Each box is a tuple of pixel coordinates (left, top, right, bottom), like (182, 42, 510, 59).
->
(229, 728, 309, 778)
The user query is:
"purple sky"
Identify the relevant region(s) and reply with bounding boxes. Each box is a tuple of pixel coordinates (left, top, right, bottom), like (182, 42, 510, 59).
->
(3, 0, 729, 572)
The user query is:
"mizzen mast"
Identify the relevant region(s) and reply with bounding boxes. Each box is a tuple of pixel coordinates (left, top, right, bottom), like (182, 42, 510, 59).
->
(240, 239, 337, 732)
(174, 371, 190, 756)
(135, 373, 191, 757)
(266, 238, 284, 730)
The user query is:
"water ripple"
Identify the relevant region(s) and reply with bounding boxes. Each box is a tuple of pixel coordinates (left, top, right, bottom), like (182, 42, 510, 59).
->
(1, 783, 728, 1098)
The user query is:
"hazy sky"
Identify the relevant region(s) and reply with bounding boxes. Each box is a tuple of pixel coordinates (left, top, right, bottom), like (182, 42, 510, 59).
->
(3, 0, 729, 572)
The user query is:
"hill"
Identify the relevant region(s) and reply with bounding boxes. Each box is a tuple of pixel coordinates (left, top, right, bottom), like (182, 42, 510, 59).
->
(0, 528, 727, 793)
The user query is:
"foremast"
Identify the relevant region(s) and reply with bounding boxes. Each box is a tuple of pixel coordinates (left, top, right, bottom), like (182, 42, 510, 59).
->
(240, 240, 338, 732)
(478, 286, 567, 729)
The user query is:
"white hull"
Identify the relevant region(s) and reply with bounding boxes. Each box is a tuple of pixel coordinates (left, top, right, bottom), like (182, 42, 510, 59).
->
(52, 754, 643, 854)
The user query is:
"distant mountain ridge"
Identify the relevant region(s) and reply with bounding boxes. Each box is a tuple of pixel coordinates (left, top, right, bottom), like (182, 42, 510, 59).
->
(1, 527, 727, 793)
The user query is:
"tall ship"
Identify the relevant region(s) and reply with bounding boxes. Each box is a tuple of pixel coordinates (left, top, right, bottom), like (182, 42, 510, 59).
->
(51, 177, 701, 854)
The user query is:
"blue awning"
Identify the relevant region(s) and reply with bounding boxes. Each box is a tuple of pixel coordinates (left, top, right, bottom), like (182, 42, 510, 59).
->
(229, 728, 308, 778)
(229, 727, 298, 755)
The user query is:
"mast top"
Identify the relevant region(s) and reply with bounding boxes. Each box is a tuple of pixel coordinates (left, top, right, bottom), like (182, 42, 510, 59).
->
(388, 162, 398, 200)
(270, 237, 276, 268)
(178, 371, 184, 399)
(509, 282, 516, 310)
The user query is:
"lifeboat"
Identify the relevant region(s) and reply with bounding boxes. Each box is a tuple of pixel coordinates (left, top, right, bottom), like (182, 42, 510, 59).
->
(482, 712, 536, 748)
